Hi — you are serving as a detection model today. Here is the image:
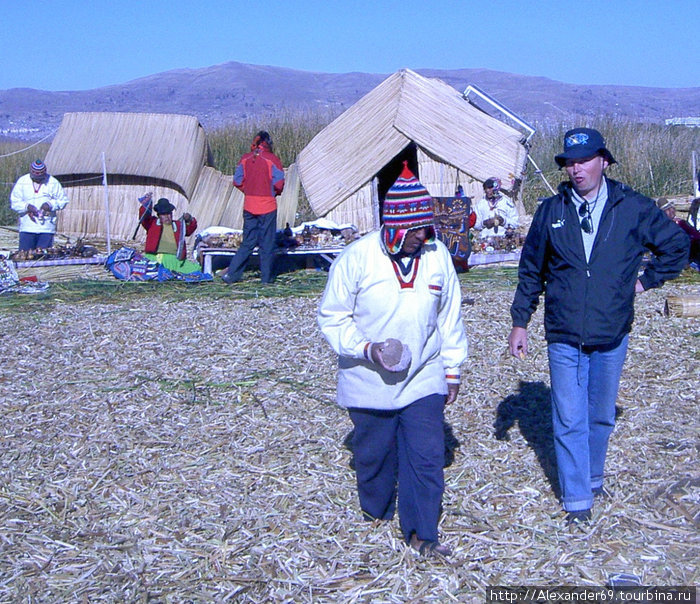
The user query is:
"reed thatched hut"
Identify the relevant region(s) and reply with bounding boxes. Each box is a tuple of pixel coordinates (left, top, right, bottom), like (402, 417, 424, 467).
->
(297, 69, 530, 233)
(44, 112, 298, 245)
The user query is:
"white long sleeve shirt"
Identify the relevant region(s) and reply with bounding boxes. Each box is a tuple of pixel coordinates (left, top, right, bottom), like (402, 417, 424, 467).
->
(473, 194, 519, 238)
(10, 174, 70, 234)
(317, 231, 469, 410)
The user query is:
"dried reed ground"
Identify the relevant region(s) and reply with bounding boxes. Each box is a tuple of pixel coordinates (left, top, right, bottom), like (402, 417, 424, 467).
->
(0, 274, 698, 602)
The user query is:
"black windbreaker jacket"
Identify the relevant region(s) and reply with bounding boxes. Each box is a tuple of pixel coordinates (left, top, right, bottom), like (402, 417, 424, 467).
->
(511, 178, 690, 346)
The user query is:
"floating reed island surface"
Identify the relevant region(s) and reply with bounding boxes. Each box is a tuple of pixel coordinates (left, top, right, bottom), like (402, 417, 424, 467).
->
(0, 271, 698, 602)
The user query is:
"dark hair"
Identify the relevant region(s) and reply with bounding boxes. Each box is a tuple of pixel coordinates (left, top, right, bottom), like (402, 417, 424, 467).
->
(255, 130, 273, 151)
(690, 197, 700, 225)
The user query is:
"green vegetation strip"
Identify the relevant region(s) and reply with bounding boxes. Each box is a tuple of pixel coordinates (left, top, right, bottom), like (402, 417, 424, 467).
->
(1, 266, 696, 312)
(0, 271, 331, 311)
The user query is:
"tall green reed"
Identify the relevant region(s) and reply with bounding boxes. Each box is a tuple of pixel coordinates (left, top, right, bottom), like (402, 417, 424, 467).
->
(208, 110, 334, 172)
(2, 115, 698, 225)
(523, 117, 700, 213)
(0, 142, 50, 226)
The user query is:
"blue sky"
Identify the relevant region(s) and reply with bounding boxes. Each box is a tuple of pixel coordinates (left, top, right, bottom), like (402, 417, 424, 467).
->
(2, 0, 698, 91)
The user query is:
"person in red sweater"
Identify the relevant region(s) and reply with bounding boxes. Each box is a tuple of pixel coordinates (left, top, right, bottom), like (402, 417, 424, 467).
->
(139, 196, 201, 274)
(223, 131, 285, 284)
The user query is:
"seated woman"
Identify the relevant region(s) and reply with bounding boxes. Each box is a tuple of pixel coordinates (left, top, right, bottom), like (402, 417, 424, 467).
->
(139, 196, 202, 274)
(658, 197, 700, 267)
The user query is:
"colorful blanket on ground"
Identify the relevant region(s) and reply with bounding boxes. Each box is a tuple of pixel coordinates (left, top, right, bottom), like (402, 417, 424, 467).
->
(105, 247, 213, 282)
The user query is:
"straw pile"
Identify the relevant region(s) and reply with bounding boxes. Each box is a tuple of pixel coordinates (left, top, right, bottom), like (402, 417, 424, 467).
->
(14, 262, 109, 283)
(0, 277, 697, 601)
(0, 225, 26, 255)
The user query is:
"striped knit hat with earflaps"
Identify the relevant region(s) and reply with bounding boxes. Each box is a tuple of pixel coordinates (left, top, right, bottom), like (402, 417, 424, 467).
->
(30, 159, 47, 180)
(382, 161, 435, 254)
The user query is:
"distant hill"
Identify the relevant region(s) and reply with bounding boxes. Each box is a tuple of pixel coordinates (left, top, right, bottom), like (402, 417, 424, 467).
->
(1, 61, 699, 140)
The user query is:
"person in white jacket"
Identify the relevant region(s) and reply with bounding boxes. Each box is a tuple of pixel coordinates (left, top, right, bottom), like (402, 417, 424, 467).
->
(318, 162, 469, 558)
(10, 159, 69, 251)
(473, 176, 519, 239)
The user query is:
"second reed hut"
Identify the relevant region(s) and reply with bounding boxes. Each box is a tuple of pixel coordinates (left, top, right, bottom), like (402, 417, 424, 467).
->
(44, 112, 298, 245)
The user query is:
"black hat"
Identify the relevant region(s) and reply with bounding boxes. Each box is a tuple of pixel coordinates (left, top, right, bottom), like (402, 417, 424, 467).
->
(154, 198, 175, 214)
(251, 130, 273, 151)
(555, 128, 616, 167)
(483, 177, 502, 191)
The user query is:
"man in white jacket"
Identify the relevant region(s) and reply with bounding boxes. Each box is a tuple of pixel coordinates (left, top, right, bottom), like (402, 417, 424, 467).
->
(318, 162, 469, 558)
(10, 159, 69, 251)
(473, 176, 519, 239)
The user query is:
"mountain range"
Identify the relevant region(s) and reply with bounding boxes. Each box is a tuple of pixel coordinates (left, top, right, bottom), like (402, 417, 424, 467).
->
(1, 61, 699, 141)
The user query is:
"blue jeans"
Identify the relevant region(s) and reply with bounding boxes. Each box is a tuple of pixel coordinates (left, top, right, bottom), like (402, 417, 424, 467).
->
(548, 335, 628, 512)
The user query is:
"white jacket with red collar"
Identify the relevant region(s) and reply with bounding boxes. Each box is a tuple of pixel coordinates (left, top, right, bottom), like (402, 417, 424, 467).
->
(317, 230, 469, 410)
(10, 174, 69, 234)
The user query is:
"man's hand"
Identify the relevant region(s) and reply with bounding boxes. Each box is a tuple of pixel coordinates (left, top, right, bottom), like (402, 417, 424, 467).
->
(25, 204, 38, 221)
(139, 192, 153, 208)
(370, 340, 411, 372)
(370, 342, 391, 370)
(446, 383, 459, 405)
(508, 326, 528, 359)
(40, 202, 52, 213)
(183, 213, 193, 223)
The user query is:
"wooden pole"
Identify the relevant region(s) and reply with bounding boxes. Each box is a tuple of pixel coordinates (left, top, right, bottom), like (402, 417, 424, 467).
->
(102, 152, 111, 256)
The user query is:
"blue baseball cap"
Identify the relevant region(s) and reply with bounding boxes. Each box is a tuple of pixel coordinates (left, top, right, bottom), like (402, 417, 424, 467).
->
(555, 128, 616, 167)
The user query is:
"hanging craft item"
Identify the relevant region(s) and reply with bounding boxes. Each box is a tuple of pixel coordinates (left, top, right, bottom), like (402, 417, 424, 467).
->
(433, 184, 473, 271)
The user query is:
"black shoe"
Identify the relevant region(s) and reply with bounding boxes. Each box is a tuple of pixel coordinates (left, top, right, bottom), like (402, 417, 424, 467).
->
(593, 486, 612, 499)
(221, 273, 236, 284)
(566, 509, 592, 525)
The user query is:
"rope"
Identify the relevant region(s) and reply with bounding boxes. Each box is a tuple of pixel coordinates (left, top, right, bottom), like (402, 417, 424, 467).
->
(1, 175, 103, 186)
(0, 128, 58, 158)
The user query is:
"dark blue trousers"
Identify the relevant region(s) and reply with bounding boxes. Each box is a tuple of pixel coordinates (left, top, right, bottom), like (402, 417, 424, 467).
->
(19, 232, 54, 251)
(348, 393, 445, 543)
(226, 209, 277, 283)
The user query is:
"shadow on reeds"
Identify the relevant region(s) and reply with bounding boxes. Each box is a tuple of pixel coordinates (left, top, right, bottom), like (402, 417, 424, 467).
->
(494, 380, 561, 499)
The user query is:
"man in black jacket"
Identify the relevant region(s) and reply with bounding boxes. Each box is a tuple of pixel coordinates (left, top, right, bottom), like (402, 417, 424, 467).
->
(508, 128, 689, 525)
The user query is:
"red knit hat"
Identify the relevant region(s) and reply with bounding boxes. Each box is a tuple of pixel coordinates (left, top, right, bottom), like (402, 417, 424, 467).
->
(382, 162, 435, 254)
